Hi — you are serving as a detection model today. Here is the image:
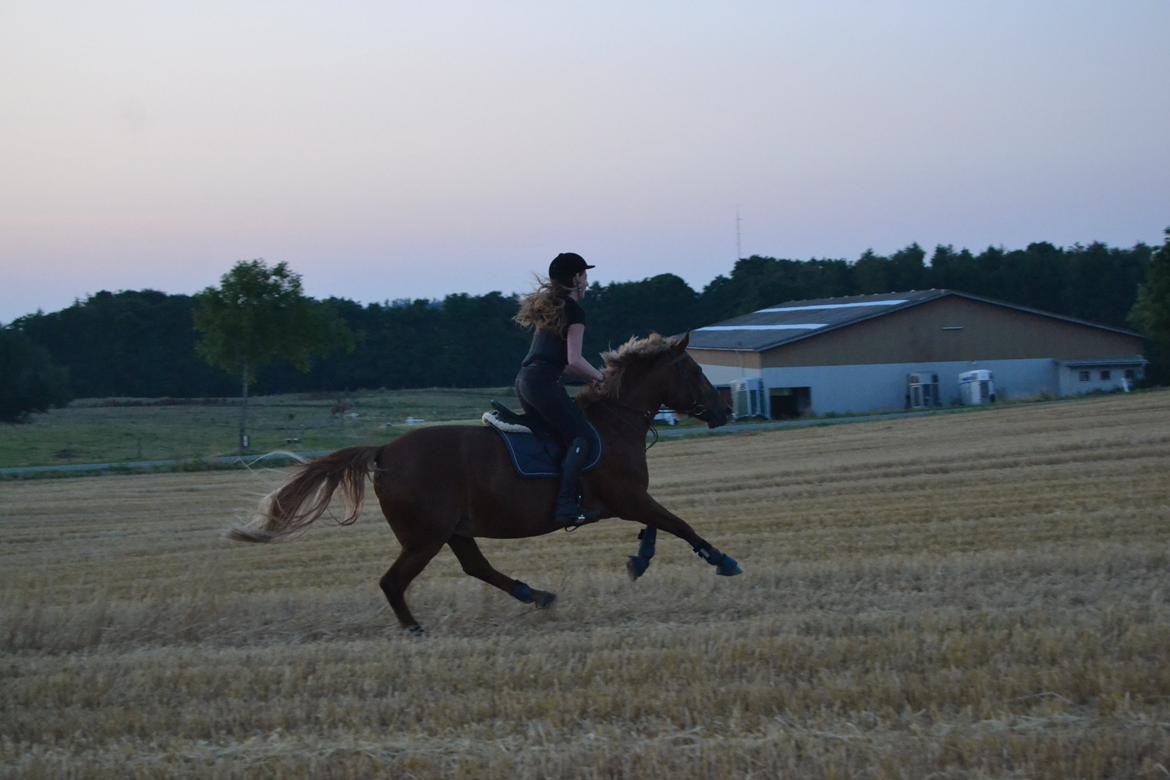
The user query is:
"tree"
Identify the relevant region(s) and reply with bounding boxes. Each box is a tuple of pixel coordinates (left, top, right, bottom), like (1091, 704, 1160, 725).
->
(587, 274, 699, 355)
(853, 249, 891, 294)
(0, 327, 70, 422)
(194, 259, 353, 452)
(14, 290, 235, 397)
(886, 243, 927, 291)
(1129, 227, 1170, 385)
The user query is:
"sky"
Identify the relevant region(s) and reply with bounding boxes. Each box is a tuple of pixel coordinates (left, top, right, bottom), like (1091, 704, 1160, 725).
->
(2, 1, 1168, 324)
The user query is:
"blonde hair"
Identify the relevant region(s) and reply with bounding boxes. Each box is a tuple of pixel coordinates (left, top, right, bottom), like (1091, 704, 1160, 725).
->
(513, 276, 574, 334)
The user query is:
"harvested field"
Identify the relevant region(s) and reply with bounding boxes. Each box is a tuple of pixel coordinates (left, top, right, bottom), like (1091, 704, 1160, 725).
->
(2, 391, 1170, 778)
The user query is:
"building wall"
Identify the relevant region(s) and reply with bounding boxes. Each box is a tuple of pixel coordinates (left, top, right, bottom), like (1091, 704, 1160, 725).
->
(759, 296, 1144, 368)
(760, 359, 1059, 415)
(697, 361, 762, 388)
(697, 357, 1067, 413)
(698, 357, 1145, 417)
(690, 294, 1147, 416)
(1056, 363, 1143, 396)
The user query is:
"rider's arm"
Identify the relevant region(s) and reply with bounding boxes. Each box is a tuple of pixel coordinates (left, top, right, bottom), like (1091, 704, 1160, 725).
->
(565, 323, 604, 383)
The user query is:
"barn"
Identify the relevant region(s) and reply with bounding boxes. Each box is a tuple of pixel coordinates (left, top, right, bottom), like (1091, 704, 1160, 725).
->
(687, 289, 1147, 418)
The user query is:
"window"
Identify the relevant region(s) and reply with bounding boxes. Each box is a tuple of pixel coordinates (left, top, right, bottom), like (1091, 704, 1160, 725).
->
(1125, 369, 1135, 380)
(1100, 370, 1111, 380)
(1079, 370, 1090, 382)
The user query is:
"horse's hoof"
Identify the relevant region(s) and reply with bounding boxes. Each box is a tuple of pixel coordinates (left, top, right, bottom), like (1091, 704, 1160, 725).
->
(405, 624, 425, 636)
(532, 590, 557, 609)
(627, 555, 650, 580)
(715, 554, 743, 577)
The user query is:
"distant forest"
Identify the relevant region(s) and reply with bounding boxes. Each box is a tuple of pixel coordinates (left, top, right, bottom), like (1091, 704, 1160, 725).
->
(9, 240, 1155, 398)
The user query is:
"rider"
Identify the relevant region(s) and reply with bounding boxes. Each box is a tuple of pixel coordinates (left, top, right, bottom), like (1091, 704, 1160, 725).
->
(513, 252, 606, 527)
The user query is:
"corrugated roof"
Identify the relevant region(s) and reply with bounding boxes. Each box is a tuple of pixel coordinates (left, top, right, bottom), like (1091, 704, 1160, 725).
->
(689, 289, 1143, 352)
(690, 290, 945, 351)
(1059, 357, 1147, 368)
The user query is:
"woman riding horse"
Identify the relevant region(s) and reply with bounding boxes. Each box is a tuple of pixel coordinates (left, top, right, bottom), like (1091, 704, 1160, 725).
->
(513, 252, 604, 527)
(229, 332, 741, 633)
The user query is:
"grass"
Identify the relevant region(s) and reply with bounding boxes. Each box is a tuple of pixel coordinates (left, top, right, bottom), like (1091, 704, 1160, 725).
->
(0, 388, 514, 468)
(1, 390, 1169, 777)
(0, 386, 719, 471)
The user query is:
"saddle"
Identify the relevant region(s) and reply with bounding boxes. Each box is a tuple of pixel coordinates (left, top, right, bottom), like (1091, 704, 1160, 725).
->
(482, 401, 602, 479)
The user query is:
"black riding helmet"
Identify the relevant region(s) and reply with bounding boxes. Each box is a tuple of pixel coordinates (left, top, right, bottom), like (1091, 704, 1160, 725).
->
(549, 252, 594, 285)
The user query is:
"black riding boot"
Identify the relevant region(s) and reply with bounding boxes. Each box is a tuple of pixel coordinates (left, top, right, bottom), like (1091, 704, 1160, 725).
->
(554, 437, 599, 527)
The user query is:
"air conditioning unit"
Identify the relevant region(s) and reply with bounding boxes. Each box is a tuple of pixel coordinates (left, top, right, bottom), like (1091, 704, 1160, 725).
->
(907, 372, 940, 409)
(731, 377, 767, 419)
(959, 369, 995, 405)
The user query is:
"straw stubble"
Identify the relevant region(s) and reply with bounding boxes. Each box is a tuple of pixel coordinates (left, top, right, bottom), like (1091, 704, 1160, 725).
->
(2, 392, 1169, 778)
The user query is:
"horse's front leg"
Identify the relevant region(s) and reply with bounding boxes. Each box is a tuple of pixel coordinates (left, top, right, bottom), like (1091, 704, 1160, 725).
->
(626, 526, 657, 580)
(618, 493, 743, 577)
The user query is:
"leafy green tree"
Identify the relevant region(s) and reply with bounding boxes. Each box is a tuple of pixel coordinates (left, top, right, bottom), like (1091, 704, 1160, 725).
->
(5, 237, 1158, 398)
(0, 327, 71, 422)
(13, 290, 235, 397)
(887, 243, 927, 291)
(194, 259, 353, 452)
(853, 249, 891, 294)
(1012, 242, 1065, 314)
(1129, 228, 1170, 385)
(927, 245, 979, 292)
(587, 274, 699, 355)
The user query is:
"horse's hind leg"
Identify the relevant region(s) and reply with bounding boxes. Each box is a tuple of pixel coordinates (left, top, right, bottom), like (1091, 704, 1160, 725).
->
(380, 540, 445, 633)
(448, 535, 556, 608)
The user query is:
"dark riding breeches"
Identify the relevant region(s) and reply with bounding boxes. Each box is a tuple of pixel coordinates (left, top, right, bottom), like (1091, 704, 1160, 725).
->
(514, 362, 591, 449)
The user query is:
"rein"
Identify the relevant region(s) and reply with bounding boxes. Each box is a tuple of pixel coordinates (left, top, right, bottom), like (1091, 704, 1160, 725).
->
(598, 397, 659, 451)
(589, 345, 719, 452)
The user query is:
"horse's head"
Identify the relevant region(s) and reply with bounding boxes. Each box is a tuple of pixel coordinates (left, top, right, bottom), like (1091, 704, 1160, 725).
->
(661, 332, 731, 429)
(590, 332, 731, 428)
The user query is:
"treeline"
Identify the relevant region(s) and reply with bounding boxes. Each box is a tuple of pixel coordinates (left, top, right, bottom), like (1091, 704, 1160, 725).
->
(8, 240, 1156, 399)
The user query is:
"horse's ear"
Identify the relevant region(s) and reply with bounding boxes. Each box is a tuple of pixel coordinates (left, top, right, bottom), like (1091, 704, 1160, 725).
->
(673, 331, 690, 351)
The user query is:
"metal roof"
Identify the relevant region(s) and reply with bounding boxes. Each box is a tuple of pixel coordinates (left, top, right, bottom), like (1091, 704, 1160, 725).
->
(1059, 357, 1147, 368)
(689, 289, 1143, 352)
(690, 290, 944, 351)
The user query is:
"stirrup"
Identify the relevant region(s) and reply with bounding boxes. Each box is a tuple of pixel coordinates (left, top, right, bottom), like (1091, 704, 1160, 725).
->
(557, 506, 599, 531)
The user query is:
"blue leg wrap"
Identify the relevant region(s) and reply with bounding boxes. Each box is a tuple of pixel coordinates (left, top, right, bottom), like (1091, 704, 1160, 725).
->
(627, 527, 657, 580)
(637, 527, 657, 559)
(695, 546, 743, 576)
(511, 581, 535, 603)
(715, 553, 742, 576)
(627, 555, 650, 579)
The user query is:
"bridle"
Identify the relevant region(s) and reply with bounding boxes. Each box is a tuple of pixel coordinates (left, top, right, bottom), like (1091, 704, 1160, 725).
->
(596, 351, 720, 449)
(599, 397, 659, 450)
(683, 397, 715, 423)
(667, 352, 720, 424)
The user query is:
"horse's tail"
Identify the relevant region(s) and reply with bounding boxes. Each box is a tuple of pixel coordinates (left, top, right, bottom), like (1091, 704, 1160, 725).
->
(227, 446, 382, 543)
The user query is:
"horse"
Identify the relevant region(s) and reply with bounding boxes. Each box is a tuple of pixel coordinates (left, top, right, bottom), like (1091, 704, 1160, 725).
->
(228, 332, 743, 633)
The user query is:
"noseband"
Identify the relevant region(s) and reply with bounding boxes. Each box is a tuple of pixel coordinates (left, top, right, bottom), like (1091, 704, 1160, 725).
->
(687, 400, 714, 422)
(594, 348, 719, 447)
(666, 352, 717, 423)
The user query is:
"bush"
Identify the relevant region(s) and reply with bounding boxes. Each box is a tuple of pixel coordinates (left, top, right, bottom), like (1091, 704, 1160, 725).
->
(0, 328, 71, 422)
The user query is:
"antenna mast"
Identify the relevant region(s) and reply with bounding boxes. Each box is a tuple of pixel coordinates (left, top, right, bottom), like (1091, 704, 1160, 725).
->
(735, 205, 743, 261)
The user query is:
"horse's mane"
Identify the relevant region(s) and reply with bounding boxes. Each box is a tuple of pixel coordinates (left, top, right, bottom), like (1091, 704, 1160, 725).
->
(578, 333, 676, 405)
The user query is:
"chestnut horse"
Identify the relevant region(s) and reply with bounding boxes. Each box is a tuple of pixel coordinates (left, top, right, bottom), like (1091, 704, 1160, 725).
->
(228, 333, 742, 632)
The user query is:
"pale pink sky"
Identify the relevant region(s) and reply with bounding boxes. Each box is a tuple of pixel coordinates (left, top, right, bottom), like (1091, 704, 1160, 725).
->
(2, 1, 1168, 324)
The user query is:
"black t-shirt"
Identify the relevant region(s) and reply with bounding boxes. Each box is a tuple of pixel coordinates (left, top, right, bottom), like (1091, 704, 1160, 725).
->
(521, 297, 586, 371)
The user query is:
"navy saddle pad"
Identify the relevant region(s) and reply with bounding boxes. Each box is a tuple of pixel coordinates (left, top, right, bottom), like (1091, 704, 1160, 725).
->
(485, 402, 602, 479)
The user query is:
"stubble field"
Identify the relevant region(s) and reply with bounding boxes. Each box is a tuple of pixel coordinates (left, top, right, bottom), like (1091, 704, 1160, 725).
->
(2, 392, 1170, 778)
